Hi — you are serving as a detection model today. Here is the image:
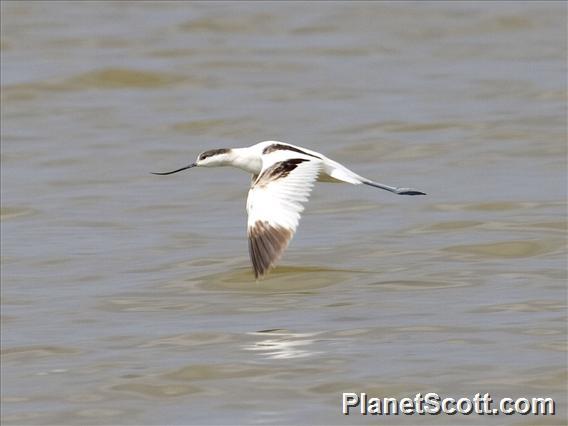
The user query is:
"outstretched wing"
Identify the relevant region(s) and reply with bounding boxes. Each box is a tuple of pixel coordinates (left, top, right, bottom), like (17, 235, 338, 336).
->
(246, 155, 322, 278)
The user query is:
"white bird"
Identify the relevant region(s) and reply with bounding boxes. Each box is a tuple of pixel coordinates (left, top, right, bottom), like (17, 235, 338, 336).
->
(153, 141, 425, 278)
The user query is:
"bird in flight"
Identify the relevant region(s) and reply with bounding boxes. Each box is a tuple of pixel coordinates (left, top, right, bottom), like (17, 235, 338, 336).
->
(153, 141, 426, 278)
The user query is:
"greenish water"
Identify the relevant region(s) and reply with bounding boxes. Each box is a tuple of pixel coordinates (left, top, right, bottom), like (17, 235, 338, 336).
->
(1, 2, 566, 425)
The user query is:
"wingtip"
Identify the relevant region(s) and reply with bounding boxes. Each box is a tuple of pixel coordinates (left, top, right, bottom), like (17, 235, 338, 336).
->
(251, 256, 273, 280)
(248, 221, 293, 280)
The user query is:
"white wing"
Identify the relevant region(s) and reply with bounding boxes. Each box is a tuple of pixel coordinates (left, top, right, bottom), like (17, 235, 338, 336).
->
(246, 154, 322, 278)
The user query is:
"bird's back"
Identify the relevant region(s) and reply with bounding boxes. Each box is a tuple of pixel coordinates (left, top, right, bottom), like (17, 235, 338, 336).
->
(252, 141, 365, 185)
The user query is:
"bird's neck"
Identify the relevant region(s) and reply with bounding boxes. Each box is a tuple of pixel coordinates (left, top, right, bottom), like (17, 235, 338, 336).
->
(227, 148, 262, 175)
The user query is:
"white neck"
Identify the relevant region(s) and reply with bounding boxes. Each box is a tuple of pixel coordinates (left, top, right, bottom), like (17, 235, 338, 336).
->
(228, 147, 263, 175)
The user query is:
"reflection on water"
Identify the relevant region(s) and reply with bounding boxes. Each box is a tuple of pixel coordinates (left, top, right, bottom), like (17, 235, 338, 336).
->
(2, 1, 566, 425)
(244, 329, 321, 360)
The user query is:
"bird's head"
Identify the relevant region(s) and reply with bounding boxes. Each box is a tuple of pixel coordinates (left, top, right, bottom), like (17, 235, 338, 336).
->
(152, 148, 231, 175)
(195, 148, 231, 167)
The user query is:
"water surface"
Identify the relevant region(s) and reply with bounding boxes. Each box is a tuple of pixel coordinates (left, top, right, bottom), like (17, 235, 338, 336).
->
(1, 2, 566, 424)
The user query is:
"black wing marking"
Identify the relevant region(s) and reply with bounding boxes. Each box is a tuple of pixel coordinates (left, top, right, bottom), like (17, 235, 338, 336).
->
(262, 143, 321, 159)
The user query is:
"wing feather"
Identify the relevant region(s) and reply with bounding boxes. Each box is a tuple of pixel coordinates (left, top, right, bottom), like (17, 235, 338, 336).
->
(246, 154, 321, 278)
